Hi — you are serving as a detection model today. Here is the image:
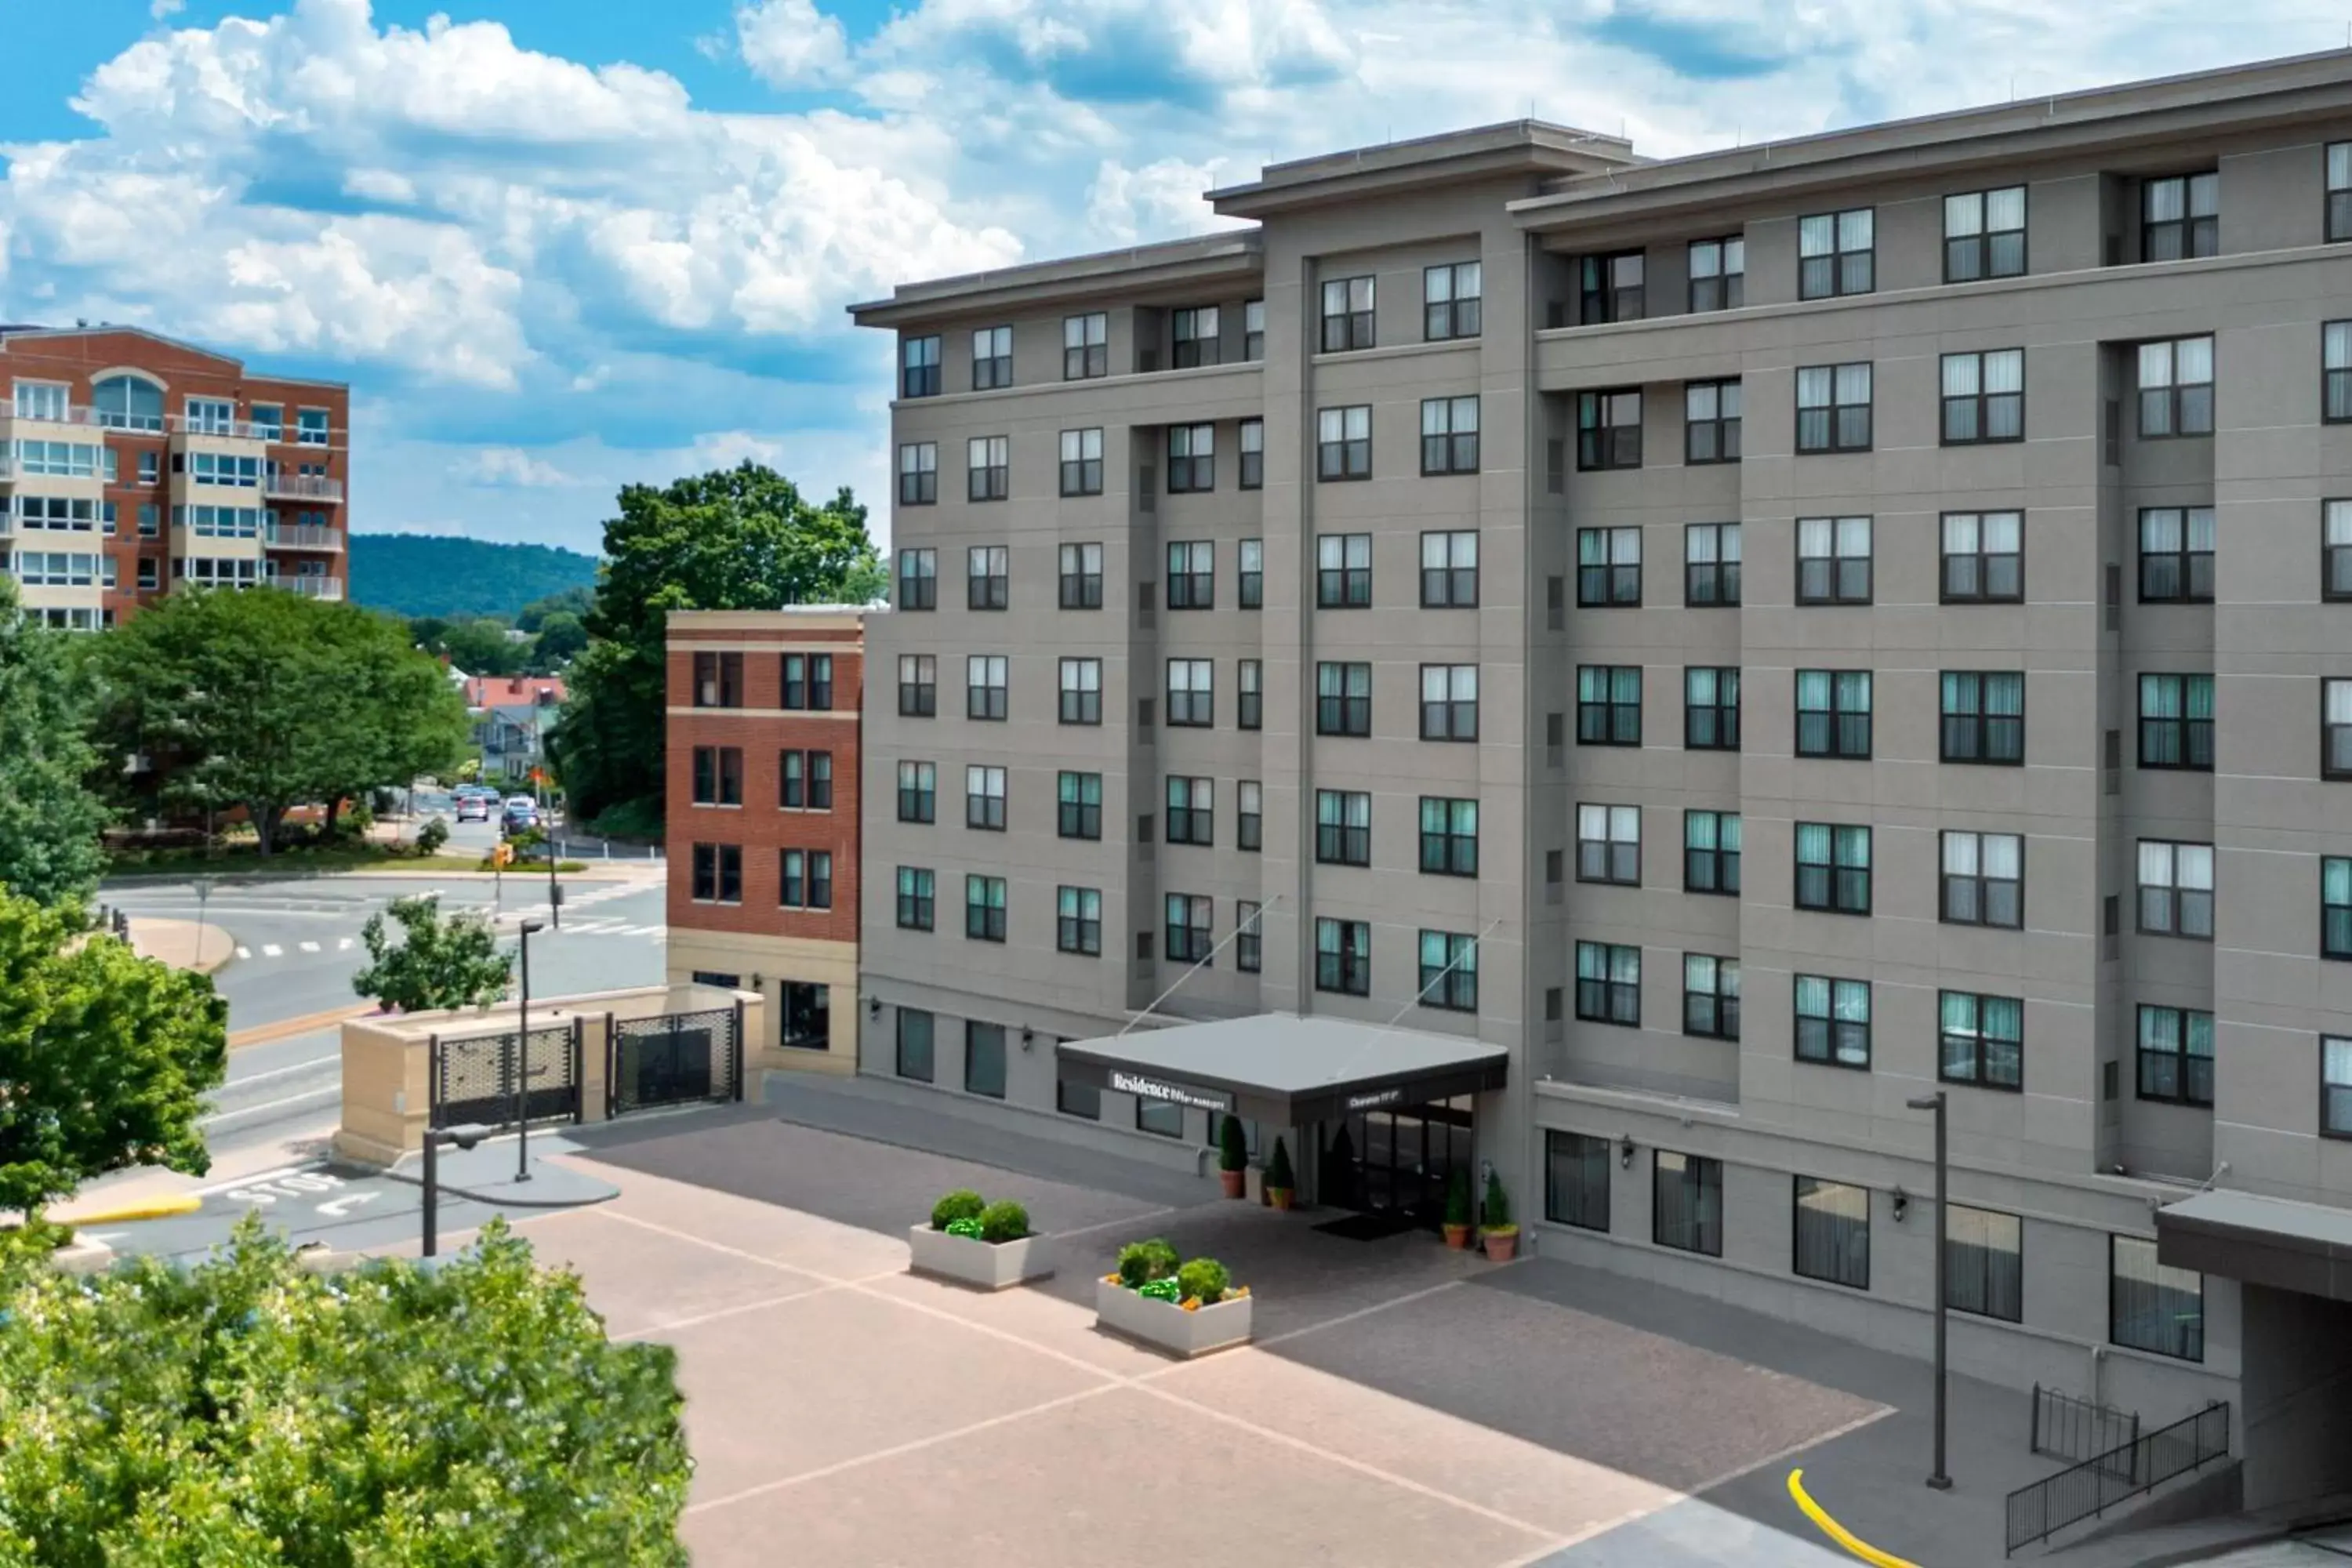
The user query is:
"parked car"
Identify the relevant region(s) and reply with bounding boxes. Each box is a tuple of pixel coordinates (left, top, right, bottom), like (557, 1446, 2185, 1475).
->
(456, 796, 490, 823)
(502, 797, 539, 833)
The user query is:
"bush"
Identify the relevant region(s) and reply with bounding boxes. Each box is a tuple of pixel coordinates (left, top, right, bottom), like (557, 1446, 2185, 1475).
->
(1265, 1136, 1295, 1192)
(1116, 1237, 1180, 1287)
(930, 1189, 986, 1231)
(1175, 1257, 1229, 1307)
(416, 816, 451, 855)
(0, 1216, 690, 1564)
(1482, 1170, 1514, 1232)
(1218, 1113, 1248, 1173)
(1445, 1167, 1473, 1228)
(978, 1200, 1029, 1243)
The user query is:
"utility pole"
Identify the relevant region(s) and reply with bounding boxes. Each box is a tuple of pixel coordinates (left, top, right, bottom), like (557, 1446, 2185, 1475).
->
(514, 920, 545, 1182)
(1907, 1090, 1953, 1490)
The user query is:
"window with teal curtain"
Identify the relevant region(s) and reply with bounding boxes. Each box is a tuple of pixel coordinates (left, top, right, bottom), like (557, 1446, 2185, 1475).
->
(2325, 857, 2352, 960)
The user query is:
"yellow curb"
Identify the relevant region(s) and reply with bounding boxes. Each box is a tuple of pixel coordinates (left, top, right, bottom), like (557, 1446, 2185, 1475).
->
(230, 1002, 378, 1050)
(1788, 1469, 1921, 1568)
(58, 1194, 203, 1225)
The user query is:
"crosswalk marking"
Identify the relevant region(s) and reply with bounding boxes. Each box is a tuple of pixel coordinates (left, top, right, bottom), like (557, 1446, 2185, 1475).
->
(235, 946, 252, 960)
(337, 938, 353, 951)
(261, 944, 283, 958)
(298, 941, 320, 953)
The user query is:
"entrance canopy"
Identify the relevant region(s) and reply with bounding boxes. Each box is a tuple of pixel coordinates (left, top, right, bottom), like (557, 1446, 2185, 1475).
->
(1057, 1014, 1508, 1128)
(2158, 1188, 2352, 1302)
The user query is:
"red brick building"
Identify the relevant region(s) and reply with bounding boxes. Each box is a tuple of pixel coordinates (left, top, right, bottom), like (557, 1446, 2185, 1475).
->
(0, 325, 350, 629)
(665, 608, 866, 1076)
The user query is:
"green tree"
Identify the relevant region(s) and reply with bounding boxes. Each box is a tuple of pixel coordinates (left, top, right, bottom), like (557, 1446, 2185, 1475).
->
(0, 1217, 691, 1565)
(550, 463, 880, 823)
(0, 890, 227, 1219)
(350, 895, 513, 1013)
(516, 584, 594, 633)
(422, 616, 525, 677)
(85, 589, 470, 855)
(530, 609, 587, 668)
(0, 579, 108, 908)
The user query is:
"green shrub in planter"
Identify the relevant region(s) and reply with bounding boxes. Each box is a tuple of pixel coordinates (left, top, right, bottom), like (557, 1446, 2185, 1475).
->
(1482, 1170, 1514, 1232)
(931, 1189, 986, 1231)
(1116, 1236, 1180, 1287)
(978, 1200, 1030, 1243)
(1218, 1113, 1248, 1173)
(1445, 1167, 1473, 1229)
(1265, 1137, 1295, 1192)
(1175, 1257, 1229, 1306)
(943, 1217, 984, 1240)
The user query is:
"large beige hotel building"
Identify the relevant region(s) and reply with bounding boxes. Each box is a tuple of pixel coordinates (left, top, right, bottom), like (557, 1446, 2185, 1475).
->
(849, 52, 2352, 1501)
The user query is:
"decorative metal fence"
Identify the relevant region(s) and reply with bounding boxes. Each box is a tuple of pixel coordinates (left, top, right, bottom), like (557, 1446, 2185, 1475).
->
(430, 1022, 580, 1130)
(2029, 1384, 2140, 1468)
(2005, 1401, 2230, 1555)
(608, 1004, 741, 1117)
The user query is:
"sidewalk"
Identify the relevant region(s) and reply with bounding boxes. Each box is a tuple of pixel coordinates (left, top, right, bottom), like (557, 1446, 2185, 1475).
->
(127, 916, 235, 975)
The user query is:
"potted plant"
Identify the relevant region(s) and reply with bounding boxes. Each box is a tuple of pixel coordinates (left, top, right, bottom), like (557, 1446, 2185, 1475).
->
(1442, 1167, 1474, 1250)
(1479, 1170, 1519, 1262)
(1217, 1114, 1249, 1199)
(1265, 1136, 1296, 1211)
(906, 1188, 1052, 1290)
(1095, 1241, 1252, 1357)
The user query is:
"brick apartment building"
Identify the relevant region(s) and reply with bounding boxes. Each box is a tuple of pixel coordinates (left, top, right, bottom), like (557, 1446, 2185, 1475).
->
(665, 609, 867, 1075)
(0, 325, 350, 629)
(849, 49, 2352, 1511)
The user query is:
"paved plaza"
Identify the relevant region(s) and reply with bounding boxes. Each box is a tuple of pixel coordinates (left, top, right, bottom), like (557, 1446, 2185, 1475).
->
(354, 1095, 2109, 1568)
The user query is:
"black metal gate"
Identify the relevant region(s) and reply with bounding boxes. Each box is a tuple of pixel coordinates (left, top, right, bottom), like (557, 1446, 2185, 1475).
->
(430, 1022, 581, 1130)
(608, 1005, 741, 1117)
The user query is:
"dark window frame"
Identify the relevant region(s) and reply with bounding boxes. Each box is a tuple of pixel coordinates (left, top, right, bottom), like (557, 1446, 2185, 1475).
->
(1941, 349, 2026, 445)
(1062, 312, 1108, 380)
(1940, 829, 2025, 929)
(1684, 811, 1741, 897)
(1417, 929, 1479, 1013)
(896, 547, 936, 611)
(1058, 427, 1105, 495)
(964, 873, 1007, 943)
(1798, 207, 1875, 299)
(1319, 274, 1376, 353)
(1795, 669, 1872, 760)
(1420, 396, 1480, 475)
(1941, 511, 2024, 603)
(2110, 1234, 2205, 1363)
(896, 442, 938, 506)
(1796, 516, 1873, 604)
(1057, 884, 1104, 956)
(1683, 666, 1740, 751)
(966, 436, 1008, 503)
(1577, 389, 1642, 470)
(1795, 822, 1871, 916)
(2136, 1004, 2215, 1108)
(1418, 795, 1479, 877)
(2136, 336, 2215, 438)
(1579, 249, 1646, 325)
(1424, 261, 1483, 340)
(1315, 661, 1372, 738)
(1940, 670, 2026, 764)
(1944, 185, 2028, 282)
(1418, 662, 1479, 742)
(1313, 789, 1371, 868)
(2138, 506, 2215, 603)
(1313, 916, 1370, 996)
(1685, 379, 1742, 464)
(1058, 542, 1103, 609)
(2141, 172, 2219, 264)
(1685, 522, 1741, 607)
(895, 760, 935, 824)
(1577, 526, 1642, 607)
(1056, 771, 1102, 840)
(1794, 974, 1872, 1069)
(1653, 1152, 1724, 1257)
(1576, 665, 1642, 746)
(1687, 235, 1745, 312)
(1682, 953, 1740, 1040)
(1940, 990, 2024, 1091)
(1167, 423, 1216, 492)
(2137, 673, 2214, 771)
(1573, 940, 1640, 1026)
(971, 324, 1013, 390)
(1792, 1176, 1871, 1292)
(894, 866, 934, 931)
(900, 334, 941, 398)
(1057, 657, 1103, 726)
(1420, 529, 1478, 608)
(1316, 532, 1373, 608)
(1575, 802, 1640, 887)
(1171, 306, 1221, 369)
(1795, 362, 1873, 453)
(1316, 405, 1372, 481)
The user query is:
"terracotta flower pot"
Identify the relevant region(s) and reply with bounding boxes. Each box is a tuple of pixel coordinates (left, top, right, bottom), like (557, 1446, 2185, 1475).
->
(1219, 1169, 1246, 1200)
(1482, 1229, 1519, 1262)
(1267, 1187, 1294, 1212)
(1442, 1223, 1472, 1250)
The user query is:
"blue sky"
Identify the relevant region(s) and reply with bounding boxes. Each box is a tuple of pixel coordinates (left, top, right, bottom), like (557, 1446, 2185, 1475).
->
(3, 1, 2343, 555)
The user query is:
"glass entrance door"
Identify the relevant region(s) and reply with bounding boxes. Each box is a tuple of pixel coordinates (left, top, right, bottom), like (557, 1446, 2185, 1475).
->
(1320, 1096, 1474, 1226)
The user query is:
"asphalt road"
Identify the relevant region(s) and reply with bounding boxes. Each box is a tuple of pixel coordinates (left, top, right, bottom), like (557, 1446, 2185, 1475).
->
(100, 812, 673, 1167)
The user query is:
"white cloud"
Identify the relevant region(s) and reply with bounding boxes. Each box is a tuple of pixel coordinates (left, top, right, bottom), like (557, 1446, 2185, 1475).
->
(737, 0, 851, 88)
(1085, 156, 1244, 245)
(456, 447, 579, 488)
(149, 0, 185, 18)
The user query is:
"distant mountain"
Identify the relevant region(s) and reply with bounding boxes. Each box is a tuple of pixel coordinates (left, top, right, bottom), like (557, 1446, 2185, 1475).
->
(350, 534, 601, 622)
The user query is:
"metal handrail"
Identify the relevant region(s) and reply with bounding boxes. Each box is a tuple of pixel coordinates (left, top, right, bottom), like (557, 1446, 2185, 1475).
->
(2029, 1383, 2140, 1465)
(2005, 1401, 2230, 1555)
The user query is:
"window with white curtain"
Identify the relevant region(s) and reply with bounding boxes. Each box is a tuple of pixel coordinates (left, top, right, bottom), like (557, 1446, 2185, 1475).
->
(2110, 1236, 2203, 1361)
(1653, 1152, 1722, 1255)
(1792, 1178, 1869, 1290)
(1946, 1205, 2022, 1321)
(2137, 840, 2214, 938)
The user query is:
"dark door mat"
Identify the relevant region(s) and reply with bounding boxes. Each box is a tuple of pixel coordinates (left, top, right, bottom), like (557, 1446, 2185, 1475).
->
(1312, 1210, 1427, 1242)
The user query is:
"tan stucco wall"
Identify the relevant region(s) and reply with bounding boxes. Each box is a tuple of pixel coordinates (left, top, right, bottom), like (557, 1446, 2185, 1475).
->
(667, 929, 858, 1078)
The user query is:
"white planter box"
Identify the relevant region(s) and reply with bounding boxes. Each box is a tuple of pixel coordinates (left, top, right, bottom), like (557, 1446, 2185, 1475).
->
(906, 1225, 1053, 1290)
(1094, 1276, 1254, 1357)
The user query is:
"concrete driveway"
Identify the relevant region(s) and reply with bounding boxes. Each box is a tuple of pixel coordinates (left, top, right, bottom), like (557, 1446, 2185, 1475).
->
(397, 1116, 1893, 1568)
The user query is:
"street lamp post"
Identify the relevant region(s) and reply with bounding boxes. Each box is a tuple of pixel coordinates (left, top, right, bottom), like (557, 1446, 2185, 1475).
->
(1906, 1089, 1953, 1490)
(191, 877, 214, 968)
(421, 1120, 492, 1257)
(515, 919, 546, 1183)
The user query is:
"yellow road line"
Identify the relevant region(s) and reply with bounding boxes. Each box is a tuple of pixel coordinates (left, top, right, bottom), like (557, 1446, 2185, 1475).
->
(1788, 1469, 1922, 1568)
(228, 1003, 376, 1050)
(57, 1194, 203, 1225)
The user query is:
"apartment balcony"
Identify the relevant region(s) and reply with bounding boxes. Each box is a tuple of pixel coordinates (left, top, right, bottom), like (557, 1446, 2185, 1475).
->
(263, 470, 345, 503)
(166, 414, 276, 442)
(274, 575, 345, 601)
(264, 521, 345, 552)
